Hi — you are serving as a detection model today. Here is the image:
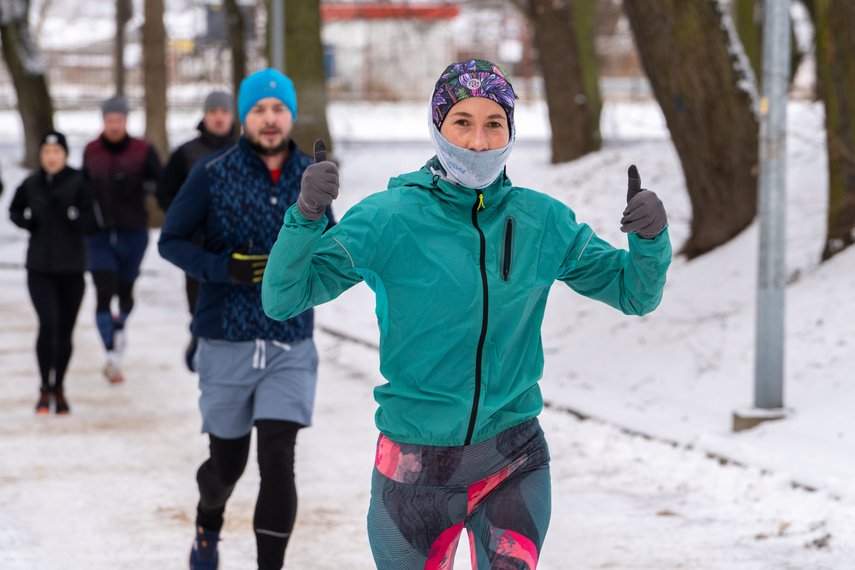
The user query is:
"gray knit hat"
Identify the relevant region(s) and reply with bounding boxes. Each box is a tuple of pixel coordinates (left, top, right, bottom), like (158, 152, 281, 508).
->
(102, 95, 129, 117)
(204, 90, 234, 113)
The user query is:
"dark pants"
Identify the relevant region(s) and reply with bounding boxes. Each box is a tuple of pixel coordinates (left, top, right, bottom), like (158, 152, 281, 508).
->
(27, 271, 85, 390)
(86, 229, 148, 350)
(196, 419, 301, 570)
(91, 271, 136, 351)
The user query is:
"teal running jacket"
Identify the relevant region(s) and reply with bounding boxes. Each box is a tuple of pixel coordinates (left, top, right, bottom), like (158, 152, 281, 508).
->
(262, 162, 671, 446)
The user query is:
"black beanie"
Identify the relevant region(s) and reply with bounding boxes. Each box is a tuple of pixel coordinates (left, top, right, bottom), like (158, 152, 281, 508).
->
(39, 129, 68, 154)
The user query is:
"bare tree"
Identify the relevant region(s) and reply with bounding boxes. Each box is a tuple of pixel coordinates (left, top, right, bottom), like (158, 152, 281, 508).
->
(0, 0, 54, 170)
(812, 0, 855, 261)
(142, 0, 168, 162)
(511, 0, 602, 164)
(279, 0, 332, 155)
(115, 0, 132, 96)
(225, 0, 246, 115)
(734, 0, 763, 77)
(732, 0, 807, 87)
(623, 0, 759, 259)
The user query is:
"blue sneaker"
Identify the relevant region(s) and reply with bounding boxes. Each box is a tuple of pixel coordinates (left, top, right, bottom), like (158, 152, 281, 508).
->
(189, 522, 219, 569)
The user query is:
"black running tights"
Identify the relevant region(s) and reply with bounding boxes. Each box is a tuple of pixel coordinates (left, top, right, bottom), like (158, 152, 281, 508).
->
(90, 270, 135, 315)
(196, 419, 301, 570)
(26, 271, 85, 390)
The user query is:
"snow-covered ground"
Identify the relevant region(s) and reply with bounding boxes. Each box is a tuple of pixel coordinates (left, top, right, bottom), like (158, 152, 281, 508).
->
(1, 99, 853, 569)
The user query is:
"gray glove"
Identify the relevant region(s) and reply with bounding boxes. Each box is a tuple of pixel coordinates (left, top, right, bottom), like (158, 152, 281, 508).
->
(620, 165, 667, 239)
(296, 139, 339, 221)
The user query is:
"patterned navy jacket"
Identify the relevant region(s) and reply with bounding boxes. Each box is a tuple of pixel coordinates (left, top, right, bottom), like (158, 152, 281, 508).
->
(158, 137, 335, 342)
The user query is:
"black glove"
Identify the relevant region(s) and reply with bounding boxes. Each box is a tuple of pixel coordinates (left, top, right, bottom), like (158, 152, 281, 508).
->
(228, 242, 268, 285)
(296, 139, 339, 221)
(620, 165, 667, 239)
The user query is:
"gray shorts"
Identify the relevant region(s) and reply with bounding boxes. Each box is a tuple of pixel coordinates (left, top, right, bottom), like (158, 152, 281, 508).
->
(196, 337, 318, 438)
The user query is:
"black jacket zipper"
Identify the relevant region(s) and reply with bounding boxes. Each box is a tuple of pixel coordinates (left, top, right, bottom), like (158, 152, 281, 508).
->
(466, 189, 489, 445)
(502, 217, 514, 281)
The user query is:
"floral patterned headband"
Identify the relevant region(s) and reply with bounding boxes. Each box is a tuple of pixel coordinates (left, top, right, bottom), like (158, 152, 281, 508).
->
(431, 59, 516, 131)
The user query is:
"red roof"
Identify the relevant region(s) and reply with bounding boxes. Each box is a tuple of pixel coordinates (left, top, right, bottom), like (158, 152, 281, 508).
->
(321, 3, 460, 22)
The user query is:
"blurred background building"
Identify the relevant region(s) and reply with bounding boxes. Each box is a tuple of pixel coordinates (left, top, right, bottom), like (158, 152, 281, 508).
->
(0, 0, 651, 110)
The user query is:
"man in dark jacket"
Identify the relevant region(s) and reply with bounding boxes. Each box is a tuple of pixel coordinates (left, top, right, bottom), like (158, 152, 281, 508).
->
(158, 68, 334, 570)
(156, 90, 237, 212)
(156, 90, 237, 370)
(83, 95, 162, 384)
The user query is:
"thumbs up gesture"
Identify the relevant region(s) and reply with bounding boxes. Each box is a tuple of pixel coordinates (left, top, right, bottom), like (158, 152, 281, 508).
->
(620, 165, 667, 239)
(296, 139, 339, 221)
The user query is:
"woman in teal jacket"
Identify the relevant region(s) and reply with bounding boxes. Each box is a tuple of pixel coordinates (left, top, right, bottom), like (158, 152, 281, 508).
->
(263, 59, 671, 569)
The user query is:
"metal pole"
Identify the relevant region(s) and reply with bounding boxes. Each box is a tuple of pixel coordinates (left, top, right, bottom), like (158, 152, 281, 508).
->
(271, 0, 285, 72)
(754, 0, 790, 410)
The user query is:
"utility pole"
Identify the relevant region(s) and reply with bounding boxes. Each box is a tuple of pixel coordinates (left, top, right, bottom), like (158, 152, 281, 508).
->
(271, 0, 285, 72)
(733, 0, 790, 432)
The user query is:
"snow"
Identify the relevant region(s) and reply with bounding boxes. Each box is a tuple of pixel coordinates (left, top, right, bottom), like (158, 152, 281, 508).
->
(1, 98, 853, 569)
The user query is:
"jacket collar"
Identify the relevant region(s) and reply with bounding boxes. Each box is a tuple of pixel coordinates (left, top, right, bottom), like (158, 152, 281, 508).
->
(388, 155, 512, 212)
(39, 165, 76, 187)
(237, 136, 299, 182)
(197, 119, 238, 148)
(100, 133, 131, 153)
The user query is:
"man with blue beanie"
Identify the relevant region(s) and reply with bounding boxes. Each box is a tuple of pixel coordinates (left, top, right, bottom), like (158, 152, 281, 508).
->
(158, 68, 335, 570)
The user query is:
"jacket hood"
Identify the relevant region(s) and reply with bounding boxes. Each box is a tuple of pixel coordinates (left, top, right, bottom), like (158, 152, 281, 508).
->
(387, 156, 513, 212)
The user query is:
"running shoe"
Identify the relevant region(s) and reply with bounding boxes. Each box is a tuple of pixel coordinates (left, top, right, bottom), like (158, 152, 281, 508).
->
(35, 387, 51, 415)
(189, 521, 220, 570)
(54, 390, 70, 415)
(103, 350, 125, 384)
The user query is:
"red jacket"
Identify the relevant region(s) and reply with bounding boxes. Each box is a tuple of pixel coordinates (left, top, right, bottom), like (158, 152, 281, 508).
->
(83, 134, 162, 230)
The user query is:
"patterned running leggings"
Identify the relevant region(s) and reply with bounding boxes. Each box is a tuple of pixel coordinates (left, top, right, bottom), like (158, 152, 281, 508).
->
(367, 419, 551, 570)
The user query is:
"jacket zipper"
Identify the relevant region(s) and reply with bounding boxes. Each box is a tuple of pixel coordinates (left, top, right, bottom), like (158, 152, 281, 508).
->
(466, 189, 489, 445)
(502, 217, 514, 281)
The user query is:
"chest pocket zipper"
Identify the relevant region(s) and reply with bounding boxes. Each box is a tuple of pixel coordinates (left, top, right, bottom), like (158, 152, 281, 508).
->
(502, 217, 514, 281)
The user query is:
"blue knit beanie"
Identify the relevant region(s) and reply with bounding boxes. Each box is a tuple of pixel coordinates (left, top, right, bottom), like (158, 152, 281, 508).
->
(237, 68, 297, 123)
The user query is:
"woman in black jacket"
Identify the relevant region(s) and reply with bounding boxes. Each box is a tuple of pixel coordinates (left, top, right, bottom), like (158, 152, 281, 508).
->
(9, 130, 99, 414)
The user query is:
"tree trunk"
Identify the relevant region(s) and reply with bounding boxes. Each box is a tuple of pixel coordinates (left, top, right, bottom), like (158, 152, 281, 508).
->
(142, 0, 168, 227)
(115, 0, 132, 96)
(814, 0, 855, 261)
(623, 0, 759, 259)
(0, 0, 54, 170)
(225, 0, 246, 111)
(282, 0, 332, 156)
(143, 0, 168, 161)
(516, 0, 602, 164)
(733, 0, 807, 89)
(734, 0, 763, 79)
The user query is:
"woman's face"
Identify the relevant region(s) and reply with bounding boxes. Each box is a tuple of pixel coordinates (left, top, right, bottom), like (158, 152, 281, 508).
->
(40, 143, 67, 175)
(439, 97, 510, 151)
